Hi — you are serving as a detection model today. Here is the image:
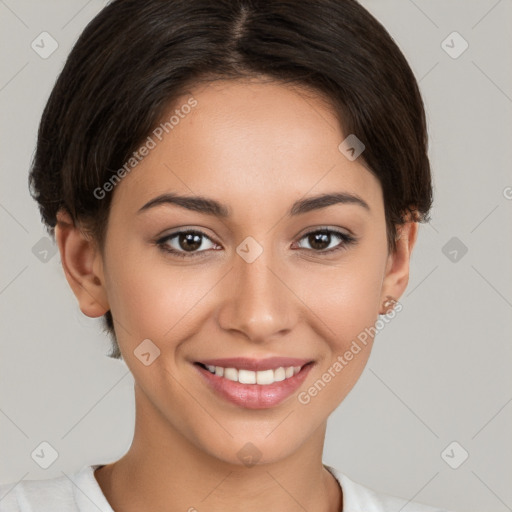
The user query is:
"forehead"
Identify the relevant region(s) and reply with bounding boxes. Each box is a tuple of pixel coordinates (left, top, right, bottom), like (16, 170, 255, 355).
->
(111, 79, 383, 216)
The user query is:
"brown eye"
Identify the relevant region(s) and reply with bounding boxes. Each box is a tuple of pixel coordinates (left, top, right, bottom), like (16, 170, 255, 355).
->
(296, 228, 356, 254)
(306, 231, 331, 251)
(156, 230, 217, 258)
(176, 232, 203, 252)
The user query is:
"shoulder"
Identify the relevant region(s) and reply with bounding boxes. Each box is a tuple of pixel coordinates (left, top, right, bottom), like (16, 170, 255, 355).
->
(324, 465, 455, 512)
(0, 464, 112, 512)
(0, 472, 74, 512)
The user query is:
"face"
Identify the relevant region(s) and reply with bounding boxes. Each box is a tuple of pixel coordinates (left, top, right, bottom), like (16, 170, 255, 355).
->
(58, 78, 416, 466)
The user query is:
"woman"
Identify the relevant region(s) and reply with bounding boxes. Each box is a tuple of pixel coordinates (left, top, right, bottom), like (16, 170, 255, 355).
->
(0, 0, 453, 510)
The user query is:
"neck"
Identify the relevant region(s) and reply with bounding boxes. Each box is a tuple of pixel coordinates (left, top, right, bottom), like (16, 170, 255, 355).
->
(95, 384, 342, 512)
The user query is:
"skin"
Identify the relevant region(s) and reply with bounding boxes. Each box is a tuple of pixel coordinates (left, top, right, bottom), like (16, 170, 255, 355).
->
(55, 78, 418, 512)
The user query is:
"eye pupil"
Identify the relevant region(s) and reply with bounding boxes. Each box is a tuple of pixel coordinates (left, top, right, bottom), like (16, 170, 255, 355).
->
(309, 231, 330, 250)
(179, 232, 202, 251)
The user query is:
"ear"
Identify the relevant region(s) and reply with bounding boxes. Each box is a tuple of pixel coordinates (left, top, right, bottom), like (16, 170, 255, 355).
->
(379, 219, 419, 314)
(54, 209, 109, 318)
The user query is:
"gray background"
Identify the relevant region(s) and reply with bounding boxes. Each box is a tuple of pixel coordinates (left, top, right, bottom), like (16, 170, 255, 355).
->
(1, 1, 511, 511)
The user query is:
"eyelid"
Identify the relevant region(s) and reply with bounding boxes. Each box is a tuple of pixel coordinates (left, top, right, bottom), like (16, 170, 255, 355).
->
(298, 225, 354, 240)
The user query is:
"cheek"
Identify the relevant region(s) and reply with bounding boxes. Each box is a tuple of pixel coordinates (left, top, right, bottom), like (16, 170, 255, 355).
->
(103, 240, 220, 346)
(294, 259, 385, 414)
(300, 249, 386, 343)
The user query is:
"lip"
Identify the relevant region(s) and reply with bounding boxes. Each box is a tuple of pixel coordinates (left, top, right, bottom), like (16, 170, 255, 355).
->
(194, 360, 315, 410)
(197, 357, 313, 371)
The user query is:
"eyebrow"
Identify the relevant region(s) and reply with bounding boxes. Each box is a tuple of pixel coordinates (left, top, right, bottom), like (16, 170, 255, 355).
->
(137, 191, 370, 217)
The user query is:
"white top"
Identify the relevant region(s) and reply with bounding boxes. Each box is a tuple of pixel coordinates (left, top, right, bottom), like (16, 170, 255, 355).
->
(0, 463, 453, 512)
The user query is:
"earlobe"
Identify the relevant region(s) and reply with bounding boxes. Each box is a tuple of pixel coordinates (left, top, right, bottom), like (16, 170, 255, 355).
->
(54, 209, 109, 318)
(379, 220, 419, 314)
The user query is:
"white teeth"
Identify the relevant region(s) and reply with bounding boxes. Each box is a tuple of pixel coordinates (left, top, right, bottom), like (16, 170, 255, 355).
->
(272, 367, 286, 382)
(223, 367, 238, 382)
(238, 369, 256, 384)
(202, 364, 305, 385)
(257, 369, 275, 385)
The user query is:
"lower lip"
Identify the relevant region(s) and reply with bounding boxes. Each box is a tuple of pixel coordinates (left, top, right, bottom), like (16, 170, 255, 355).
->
(194, 363, 314, 409)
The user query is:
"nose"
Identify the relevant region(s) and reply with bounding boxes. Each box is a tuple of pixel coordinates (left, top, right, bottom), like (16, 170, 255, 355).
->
(216, 241, 298, 344)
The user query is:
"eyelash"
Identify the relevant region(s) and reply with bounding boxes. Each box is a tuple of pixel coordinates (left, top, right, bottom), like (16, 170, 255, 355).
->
(155, 228, 357, 259)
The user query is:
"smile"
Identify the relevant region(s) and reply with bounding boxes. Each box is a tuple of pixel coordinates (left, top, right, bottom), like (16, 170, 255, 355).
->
(194, 358, 315, 409)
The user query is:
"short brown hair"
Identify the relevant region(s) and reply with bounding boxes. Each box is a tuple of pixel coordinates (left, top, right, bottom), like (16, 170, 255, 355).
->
(29, 0, 433, 359)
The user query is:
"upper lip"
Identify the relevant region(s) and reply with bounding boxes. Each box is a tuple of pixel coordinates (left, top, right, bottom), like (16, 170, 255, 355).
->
(197, 357, 313, 371)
